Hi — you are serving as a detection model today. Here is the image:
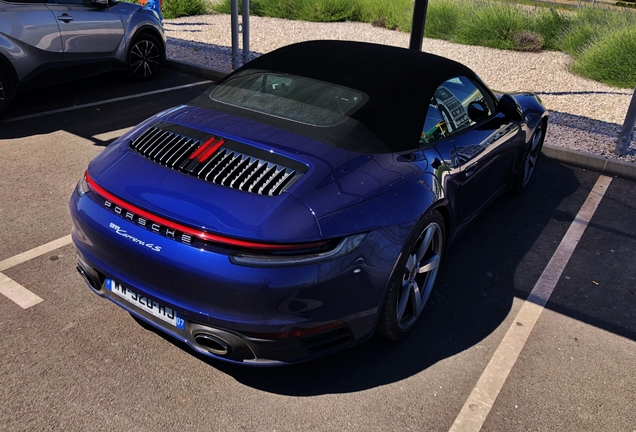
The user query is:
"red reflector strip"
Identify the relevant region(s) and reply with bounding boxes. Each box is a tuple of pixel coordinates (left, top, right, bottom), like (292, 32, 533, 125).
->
(188, 136, 225, 162)
(244, 322, 345, 339)
(83, 171, 328, 251)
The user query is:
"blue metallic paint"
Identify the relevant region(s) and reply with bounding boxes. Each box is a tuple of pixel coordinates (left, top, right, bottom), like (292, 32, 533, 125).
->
(70, 81, 547, 364)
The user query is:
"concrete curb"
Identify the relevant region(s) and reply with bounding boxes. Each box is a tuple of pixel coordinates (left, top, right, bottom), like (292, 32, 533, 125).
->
(165, 58, 228, 81)
(542, 144, 636, 181)
(165, 59, 636, 182)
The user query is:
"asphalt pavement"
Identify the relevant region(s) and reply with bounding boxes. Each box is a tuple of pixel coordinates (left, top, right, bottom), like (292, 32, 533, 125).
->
(0, 67, 634, 432)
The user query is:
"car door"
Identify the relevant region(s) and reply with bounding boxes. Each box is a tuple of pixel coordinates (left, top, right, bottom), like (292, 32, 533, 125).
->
(45, 0, 124, 63)
(423, 76, 521, 221)
(0, 0, 64, 86)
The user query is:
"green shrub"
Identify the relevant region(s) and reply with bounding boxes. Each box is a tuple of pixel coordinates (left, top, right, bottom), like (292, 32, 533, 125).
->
(559, 6, 636, 53)
(531, 7, 569, 51)
(424, 0, 462, 40)
(211, 0, 636, 87)
(214, 0, 411, 29)
(559, 22, 598, 54)
(425, 0, 568, 52)
(137, 0, 210, 19)
(571, 25, 636, 88)
(456, 2, 530, 50)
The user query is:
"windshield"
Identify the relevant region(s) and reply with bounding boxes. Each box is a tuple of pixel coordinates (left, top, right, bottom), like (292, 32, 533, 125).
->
(210, 69, 366, 127)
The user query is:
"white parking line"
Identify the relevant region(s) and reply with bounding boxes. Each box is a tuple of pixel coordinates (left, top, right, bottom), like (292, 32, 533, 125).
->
(0, 273, 43, 309)
(0, 81, 211, 124)
(449, 175, 612, 432)
(0, 234, 73, 309)
(0, 235, 72, 272)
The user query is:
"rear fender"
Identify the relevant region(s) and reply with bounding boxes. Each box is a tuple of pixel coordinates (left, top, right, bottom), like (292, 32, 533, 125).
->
(316, 177, 438, 239)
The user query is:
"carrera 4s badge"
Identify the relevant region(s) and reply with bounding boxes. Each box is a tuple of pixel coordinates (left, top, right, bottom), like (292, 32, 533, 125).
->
(109, 223, 162, 252)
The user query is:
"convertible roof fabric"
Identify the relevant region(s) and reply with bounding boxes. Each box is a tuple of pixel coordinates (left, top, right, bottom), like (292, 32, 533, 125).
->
(191, 40, 476, 153)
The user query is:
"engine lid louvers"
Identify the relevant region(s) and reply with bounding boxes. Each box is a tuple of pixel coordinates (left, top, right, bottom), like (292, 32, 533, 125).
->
(129, 122, 306, 196)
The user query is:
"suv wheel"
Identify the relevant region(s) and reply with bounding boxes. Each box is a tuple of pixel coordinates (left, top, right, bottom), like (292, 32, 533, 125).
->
(127, 34, 164, 80)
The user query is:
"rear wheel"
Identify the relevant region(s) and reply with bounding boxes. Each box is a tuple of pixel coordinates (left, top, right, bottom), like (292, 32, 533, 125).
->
(513, 121, 545, 193)
(0, 70, 10, 118)
(127, 34, 164, 80)
(377, 210, 446, 340)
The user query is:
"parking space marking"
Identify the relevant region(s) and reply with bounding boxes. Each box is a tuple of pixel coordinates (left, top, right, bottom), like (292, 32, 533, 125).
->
(0, 235, 72, 272)
(0, 234, 73, 309)
(449, 175, 613, 432)
(0, 81, 212, 124)
(0, 272, 43, 309)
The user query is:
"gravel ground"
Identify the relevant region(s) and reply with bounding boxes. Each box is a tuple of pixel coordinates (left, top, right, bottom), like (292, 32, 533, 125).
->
(164, 14, 636, 162)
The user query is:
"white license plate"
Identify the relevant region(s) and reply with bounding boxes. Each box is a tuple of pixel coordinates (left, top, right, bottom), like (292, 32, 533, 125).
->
(105, 279, 185, 330)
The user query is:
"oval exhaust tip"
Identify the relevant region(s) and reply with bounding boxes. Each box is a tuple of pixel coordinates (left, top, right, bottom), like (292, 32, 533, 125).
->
(76, 265, 99, 290)
(194, 333, 232, 356)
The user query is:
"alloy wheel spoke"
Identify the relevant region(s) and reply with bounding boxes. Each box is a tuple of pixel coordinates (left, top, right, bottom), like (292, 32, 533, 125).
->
(396, 280, 411, 322)
(416, 225, 435, 262)
(132, 45, 143, 58)
(405, 254, 416, 274)
(419, 253, 441, 273)
(409, 281, 422, 317)
(532, 129, 542, 150)
(131, 60, 143, 73)
(524, 163, 533, 183)
(396, 220, 443, 328)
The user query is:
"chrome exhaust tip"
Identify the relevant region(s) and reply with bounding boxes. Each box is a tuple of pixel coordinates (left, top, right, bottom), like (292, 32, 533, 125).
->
(76, 264, 100, 291)
(194, 333, 232, 356)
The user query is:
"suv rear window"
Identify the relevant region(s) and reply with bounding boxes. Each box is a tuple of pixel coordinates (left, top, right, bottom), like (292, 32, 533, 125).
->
(210, 69, 366, 127)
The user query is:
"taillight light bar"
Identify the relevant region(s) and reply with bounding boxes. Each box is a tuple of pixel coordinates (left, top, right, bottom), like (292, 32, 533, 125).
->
(83, 171, 329, 252)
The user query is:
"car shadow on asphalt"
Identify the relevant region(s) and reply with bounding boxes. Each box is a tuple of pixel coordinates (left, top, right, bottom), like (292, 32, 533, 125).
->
(130, 158, 617, 395)
(0, 70, 211, 145)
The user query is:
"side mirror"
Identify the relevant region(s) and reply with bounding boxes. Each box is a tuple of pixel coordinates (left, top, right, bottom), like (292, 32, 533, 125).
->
(498, 94, 522, 121)
(467, 101, 489, 124)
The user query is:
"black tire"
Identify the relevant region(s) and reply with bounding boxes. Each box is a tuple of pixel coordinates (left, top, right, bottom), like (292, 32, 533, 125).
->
(127, 33, 164, 81)
(0, 70, 10, 118)
(512, 120, 546, 194)
(376, 210, 446, 340)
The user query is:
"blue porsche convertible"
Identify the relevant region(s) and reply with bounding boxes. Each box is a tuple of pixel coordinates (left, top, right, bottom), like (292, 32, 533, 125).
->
(70, 40, 548, 365)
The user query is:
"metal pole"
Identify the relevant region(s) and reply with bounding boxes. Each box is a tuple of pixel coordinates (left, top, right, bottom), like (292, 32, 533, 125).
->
(615, 85, 636, 155)
(230, 0, 240, 70)
(242, 0, 250, 65)
(409, 0, 429, 51)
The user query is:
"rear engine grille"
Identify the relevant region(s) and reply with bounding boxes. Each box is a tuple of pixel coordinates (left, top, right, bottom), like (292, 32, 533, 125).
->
(130, 122, 306, 196)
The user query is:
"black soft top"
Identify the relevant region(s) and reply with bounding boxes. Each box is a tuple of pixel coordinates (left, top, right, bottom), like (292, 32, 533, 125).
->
(191, 40, 476, 153)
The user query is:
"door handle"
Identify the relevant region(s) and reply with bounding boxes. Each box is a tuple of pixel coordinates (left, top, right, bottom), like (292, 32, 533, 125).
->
(57, 14, 73, 23)
(464, 162, 479, 178)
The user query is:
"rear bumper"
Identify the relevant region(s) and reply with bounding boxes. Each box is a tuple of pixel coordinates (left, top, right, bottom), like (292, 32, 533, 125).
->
(76, 255, 356, 365)
(69, 189, 403, 365)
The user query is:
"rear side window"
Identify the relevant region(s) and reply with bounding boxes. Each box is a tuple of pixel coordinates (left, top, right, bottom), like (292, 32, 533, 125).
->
(210, 69, 366, 127)
(421, 76, 495, 144)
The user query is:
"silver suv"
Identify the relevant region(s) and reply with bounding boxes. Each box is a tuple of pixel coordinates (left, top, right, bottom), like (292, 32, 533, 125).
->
(0, 0, 166, 117)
